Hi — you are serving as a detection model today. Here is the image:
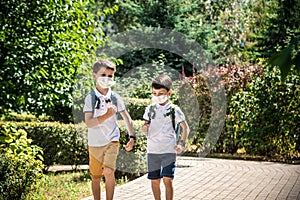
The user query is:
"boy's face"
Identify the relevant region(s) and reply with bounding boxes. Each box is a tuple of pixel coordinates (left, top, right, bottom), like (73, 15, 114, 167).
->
(152, 87, 172, 105)
(93, 67, 115, 80)
(152, 87, 170, 97)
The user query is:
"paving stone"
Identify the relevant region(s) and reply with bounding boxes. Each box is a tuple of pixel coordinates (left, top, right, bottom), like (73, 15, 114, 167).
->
(81, 157, 300, 200)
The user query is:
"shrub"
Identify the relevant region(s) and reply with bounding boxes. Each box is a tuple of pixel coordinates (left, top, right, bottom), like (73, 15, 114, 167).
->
(227, 66, 300, 161)
(0, 122, 44, 200)
(0, 119, 147, 175)
(0, 112, 50, 122)
(0, 121, 88, 168)
(124, 98, 151, 120)
(117, 120, 147, 177)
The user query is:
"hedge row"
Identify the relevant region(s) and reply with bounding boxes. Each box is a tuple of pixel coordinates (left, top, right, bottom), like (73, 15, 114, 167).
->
(124, 98, 151, 120)
(0, 120, 147, 174)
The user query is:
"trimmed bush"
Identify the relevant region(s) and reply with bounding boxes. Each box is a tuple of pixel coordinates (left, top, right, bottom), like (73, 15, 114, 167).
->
(117, 120, 147, 176)
(0, 121, 88, 168)
(0, 122, 44, 200)
(124, 98, 151, 120)
(0, 112, 51, 122)
(0, 119, 147, 175)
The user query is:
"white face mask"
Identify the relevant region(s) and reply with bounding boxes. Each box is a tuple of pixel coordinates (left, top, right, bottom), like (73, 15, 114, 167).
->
(152, 95, 168, 104)
(97, 77, 115, 89)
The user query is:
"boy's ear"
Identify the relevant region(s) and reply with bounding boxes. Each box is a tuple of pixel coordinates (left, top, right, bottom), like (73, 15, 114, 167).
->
(168, 89, 173, 96)
(92, 72, 97, 80)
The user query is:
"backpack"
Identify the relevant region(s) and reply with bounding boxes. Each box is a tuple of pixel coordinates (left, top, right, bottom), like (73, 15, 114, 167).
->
(147, 104, 182, 140)
(90, 90, 118, 116)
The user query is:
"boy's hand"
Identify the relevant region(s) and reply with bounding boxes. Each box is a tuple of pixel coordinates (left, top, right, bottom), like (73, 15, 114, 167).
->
(142, 123, 150, 133)
(174, 144, 184, 154)
(106, 106, 117, 118)
(125, 139, 134, 151)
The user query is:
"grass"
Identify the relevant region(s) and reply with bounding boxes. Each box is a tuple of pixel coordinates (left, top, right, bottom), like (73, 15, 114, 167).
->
(28, 170, 131, 200)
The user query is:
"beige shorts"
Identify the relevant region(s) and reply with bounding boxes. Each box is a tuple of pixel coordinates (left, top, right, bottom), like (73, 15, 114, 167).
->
(89, 141, 120, 179)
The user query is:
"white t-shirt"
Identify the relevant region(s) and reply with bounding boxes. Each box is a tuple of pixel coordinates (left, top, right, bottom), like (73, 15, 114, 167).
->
(143, 102, 186, 154)
(83, 88, 126, 146)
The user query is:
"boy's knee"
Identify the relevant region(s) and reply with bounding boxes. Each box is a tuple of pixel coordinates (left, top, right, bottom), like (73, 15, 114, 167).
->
(103, 167, 114, 177)
(92, 177, 101, 183)
(163, 177, 173, 185)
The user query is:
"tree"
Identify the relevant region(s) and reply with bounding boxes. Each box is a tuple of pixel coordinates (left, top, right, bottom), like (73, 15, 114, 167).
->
(0, 0, 115, 122)
(251, 0, 300, 79)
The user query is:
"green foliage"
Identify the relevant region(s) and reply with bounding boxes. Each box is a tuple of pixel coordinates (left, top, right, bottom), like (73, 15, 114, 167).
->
(0, 122, 44, 200)
(268, 38, 300, 80)
(252, 0, 300, 79)
(0, 0, 114, 122)
(0, 121, 89, 167)
(226, 66, 300, 160)
(117, 120, 147, 176)
(0, 119, 148, 175)
(0, 112, 50, 122)
(125, 98, 151, 120)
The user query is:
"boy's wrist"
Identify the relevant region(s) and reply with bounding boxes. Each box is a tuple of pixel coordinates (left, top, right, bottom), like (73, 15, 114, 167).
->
(127, 134, 136, 141)
(178, 140, 186, 148)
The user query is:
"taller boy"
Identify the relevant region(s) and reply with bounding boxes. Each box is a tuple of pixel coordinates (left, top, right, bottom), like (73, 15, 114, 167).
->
(142, 74, 189, 200)
(83, 59, 135, 200)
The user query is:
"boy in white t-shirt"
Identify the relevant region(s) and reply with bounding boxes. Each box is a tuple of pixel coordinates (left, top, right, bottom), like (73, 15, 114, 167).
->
(83, 59, 135, 200)
(142, 74, 189, 200)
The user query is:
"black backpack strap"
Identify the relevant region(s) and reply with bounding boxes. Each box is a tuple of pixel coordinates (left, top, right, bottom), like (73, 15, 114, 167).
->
(148, 104, 156, 123)
(90, 91, 96, 116)
(110, 91, 118, 110)
(170, 105, 181, 140)
(170, 106, 176, 131)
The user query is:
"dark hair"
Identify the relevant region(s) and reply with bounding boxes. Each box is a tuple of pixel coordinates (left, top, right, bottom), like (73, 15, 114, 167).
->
(152, 74, 172, 91)
(93, 59, 116, 73)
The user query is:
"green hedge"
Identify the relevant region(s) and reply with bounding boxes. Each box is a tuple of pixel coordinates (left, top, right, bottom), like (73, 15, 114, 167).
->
(124, 98, 151, 120)
(0, 119, 147, 175)
(0, 112, 51, 122)
(117, 120, 147, 175)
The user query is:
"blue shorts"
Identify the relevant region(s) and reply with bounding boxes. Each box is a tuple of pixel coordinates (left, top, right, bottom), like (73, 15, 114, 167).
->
(147, 153, 176, 180)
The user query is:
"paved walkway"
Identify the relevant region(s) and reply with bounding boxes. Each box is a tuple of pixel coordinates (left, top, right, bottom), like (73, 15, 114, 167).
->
(81, 157, 300, 200)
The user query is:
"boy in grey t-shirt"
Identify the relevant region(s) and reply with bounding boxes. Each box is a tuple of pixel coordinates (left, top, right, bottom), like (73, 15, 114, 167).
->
(142, 74, 189, 200)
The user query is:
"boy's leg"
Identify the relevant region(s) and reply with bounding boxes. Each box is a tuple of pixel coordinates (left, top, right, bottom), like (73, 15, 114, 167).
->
(151, 179, 162, 200)
(89, 147, 105, 200)
(103, 141, 119, 200)
(161, 153, 176, 200)
(103, 167, 115, 200)
(91, 177, 102, 200)
(163, 177, 174, 200)
(148, 154, 163, 200)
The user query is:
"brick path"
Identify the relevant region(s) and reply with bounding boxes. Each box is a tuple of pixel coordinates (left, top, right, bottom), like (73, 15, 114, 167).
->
(81, 157, 300, 200)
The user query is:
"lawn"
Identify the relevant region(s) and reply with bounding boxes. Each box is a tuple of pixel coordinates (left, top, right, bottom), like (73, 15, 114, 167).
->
(28, 170, 130, 200)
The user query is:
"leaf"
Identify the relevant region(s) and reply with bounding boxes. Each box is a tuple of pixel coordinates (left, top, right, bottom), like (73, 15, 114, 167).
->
(293, 51, 300, 71)
(268, 46, 292, 80)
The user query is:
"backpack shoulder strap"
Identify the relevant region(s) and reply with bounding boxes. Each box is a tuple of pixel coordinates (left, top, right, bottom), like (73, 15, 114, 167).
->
(110, 91, 118, 108)
(148, 104, 156, 122)
(90, 91, 96, 116)
(170, 104, 181, 140)
(170, 105, 176, 131)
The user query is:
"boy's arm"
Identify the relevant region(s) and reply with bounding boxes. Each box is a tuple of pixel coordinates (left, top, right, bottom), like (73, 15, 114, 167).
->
(120, 110, 135, 151)
(179, 121, 189, 146)
(84, 107, 116, 128)
(174, 121, 190, 154)
(120, 110, 134, 137)
(142, 120, 150, 133)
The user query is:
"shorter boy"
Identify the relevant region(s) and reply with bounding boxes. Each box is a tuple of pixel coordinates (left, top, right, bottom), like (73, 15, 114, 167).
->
(142, 74, 189, 200)
(83, 59, 135, 200)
